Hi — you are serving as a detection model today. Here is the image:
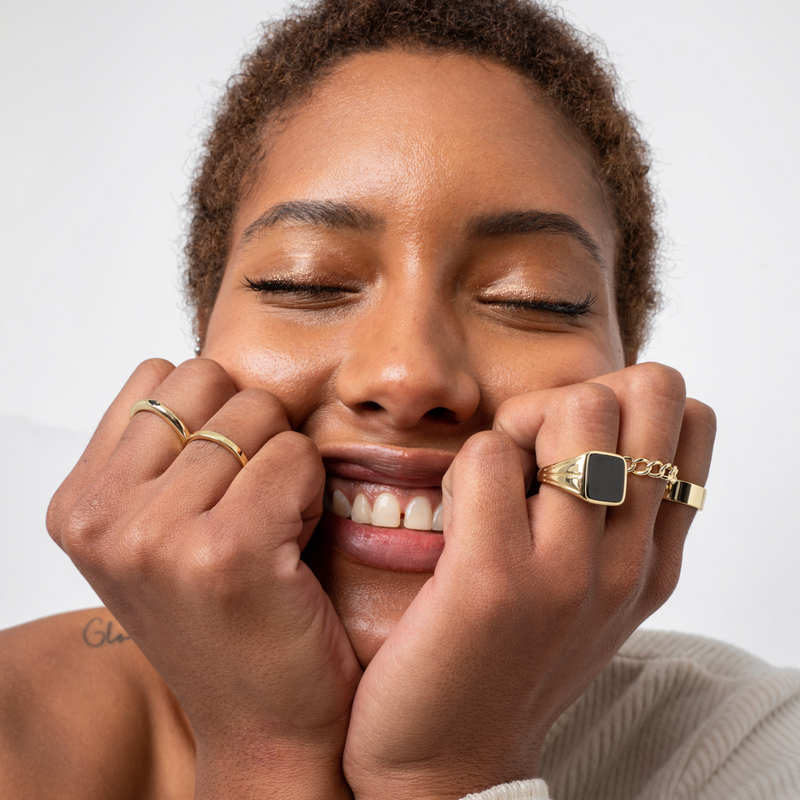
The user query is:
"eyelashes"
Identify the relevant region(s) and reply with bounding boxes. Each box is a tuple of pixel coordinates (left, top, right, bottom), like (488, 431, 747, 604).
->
(486, 292, 596, 317)
(242, 276, 596, 320)
(242, 277, 356, 297)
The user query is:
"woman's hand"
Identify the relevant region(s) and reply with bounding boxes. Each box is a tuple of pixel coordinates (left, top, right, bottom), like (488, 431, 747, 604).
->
(343, 362, 716, 800)
(46, 358, 362, 800)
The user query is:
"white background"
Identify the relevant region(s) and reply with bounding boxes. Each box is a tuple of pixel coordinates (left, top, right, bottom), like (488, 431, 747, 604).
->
(1, 1, 798, 666)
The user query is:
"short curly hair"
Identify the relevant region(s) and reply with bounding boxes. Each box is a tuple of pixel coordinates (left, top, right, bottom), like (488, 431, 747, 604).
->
(185, 0, 660, 361)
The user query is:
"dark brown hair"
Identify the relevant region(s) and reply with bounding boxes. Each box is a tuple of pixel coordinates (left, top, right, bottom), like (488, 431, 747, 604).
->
(185, 0, 660, 360)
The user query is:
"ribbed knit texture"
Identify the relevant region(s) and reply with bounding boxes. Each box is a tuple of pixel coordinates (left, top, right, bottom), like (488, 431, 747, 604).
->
(462, 779, 549, 799)
(461, 630, 800, 800)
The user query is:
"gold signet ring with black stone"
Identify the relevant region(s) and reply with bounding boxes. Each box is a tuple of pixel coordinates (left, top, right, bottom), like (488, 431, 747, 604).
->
(537, 451, 628, 506)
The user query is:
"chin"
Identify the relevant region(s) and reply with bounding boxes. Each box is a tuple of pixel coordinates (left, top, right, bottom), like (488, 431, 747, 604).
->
(303, 523, 433, 667)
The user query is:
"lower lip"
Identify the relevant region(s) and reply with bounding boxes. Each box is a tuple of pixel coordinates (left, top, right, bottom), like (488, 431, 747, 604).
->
(318, 509, 444, 572)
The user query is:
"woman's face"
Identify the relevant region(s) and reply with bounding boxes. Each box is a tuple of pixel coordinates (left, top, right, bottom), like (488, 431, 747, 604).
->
(204, 49, 625, 664)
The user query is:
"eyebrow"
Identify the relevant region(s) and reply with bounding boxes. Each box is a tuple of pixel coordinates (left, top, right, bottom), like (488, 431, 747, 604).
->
(238, 200, 605, 268)
(468, 210, 606, 269)
(239, 200, 382, 247)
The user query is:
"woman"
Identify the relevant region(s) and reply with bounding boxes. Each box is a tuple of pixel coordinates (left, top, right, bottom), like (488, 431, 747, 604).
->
(1, 1, 797, 798)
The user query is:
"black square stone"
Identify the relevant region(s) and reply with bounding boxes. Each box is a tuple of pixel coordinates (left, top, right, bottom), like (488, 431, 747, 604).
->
(585, 453, 626, 503)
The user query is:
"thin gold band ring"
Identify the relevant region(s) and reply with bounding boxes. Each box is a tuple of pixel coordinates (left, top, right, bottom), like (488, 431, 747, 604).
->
(129, 399, 191, 446)
(184, 430, 248, 468)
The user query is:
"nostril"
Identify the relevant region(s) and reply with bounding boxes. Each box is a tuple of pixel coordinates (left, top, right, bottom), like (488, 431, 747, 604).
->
(426, 407, 458, 423)
(359, 401, 383, 412)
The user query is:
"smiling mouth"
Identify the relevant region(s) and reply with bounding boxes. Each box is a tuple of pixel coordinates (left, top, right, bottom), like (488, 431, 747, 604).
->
(324, 477, 444, 532)
(316, 446, 452, 571)
(319, 478, 446, 572)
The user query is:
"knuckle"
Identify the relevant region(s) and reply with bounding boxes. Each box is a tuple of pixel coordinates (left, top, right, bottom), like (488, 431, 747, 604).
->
(562, 382, 618, 436)
(51, 454, 133, 558)
(131, 358, 176, 391)
(686, 398, 717, 438)
(113, 517, 161, 575)
(60, 500, 106, 563)
(603, 555, 648, 611)
(538, 561, 595, 616)
(262, 431, 325, 499)
(644, 572, 677, 613)
(46, 488, 69, 544)
(180, 524, 252, 601)
(627, 362, 686, 406)
(133, 358, 175, 386)
(235, 387, 287, 421)
(461, 430, 519, 461)
(648, 542, 684, 608)
(271, 430, 320, 464)
(462, 569, 525, 627)
(559, 565, 595, 610)
(178, 357, 237, 398)
(492, 394, 526, 430)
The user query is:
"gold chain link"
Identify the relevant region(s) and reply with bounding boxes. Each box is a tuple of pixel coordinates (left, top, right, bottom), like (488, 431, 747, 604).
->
(623, 457, 679, 485)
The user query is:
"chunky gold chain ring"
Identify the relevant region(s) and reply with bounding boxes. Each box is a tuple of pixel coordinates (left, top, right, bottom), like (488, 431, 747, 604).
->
(623, 457, 679, 486)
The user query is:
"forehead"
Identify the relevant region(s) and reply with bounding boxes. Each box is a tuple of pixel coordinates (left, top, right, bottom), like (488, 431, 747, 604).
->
(238, 49, 616, 264)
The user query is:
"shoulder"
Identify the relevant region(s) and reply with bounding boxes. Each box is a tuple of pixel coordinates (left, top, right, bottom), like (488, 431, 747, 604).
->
(0, 608, 194, 800)
(542, 630, 800, 799)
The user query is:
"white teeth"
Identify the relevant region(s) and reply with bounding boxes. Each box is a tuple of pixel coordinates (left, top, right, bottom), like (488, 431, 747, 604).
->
(331, 489, 352, 519)
(351, 493, 372, 524)
(371, 493, 401, 528)
(403, 496, 433, 530)
(328, 488, 443, 532)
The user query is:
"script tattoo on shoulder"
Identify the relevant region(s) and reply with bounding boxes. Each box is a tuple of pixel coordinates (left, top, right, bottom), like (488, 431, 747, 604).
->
(82, 616, 132, 648)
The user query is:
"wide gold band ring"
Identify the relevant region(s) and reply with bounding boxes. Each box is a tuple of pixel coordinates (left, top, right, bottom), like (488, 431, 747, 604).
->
(129, 399, 191, 446)
(537, 451, 706, 510)
(184, 430, 248, 468)
(663, 479, 706, 510)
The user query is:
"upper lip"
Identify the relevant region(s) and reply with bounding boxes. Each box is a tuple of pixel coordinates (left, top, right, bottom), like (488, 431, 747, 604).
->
(321, 443, 456, 487)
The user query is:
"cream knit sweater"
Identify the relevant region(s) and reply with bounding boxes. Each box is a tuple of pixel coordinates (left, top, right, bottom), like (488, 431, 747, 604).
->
(463, 630, 800, 799)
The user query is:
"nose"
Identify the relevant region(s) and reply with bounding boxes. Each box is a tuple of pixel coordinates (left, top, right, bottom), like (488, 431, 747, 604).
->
(335, 289, 481, 429)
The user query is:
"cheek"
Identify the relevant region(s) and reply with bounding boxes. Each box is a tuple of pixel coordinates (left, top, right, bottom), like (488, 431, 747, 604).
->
(476, 337, 624, 408)
(204, 319, 336, 429)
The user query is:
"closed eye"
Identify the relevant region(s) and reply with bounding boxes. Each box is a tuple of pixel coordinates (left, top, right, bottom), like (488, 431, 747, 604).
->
(484, 292, 596, 317)
(242, 277, 358, 297)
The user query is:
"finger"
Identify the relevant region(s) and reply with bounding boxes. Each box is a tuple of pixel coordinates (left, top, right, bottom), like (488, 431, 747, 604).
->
(593, 363, 688, 525)
(440, 430, 531, 577)
(121, 358, 239, 480)
(214, 430, 325, 556)
(589, 364, 688, 615)
(47, 358, 175, 543)
(48, 358, 237, 549)
(643, 398, 717, 610)
(158, 387, 292, 515)
(98, 383, 291, 572)
(492, 381, 620, 562)
(526, 382, 621, 583)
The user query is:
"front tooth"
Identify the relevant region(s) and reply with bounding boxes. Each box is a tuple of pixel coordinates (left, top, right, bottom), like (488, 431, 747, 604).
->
(404, 496, 433, 530)
(431, 503, 444, 531)
(331, 489, 352, 519)
(371, 493, 401, 528)
(351, 493, 372, 524)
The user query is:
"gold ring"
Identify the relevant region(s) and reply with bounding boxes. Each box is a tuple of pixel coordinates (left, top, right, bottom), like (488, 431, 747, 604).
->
(537, 451, 627, 506)
(663, 479, 706, 510)
(184, 430, 248, 468)
(129, 399, 191, 445)
(536, 451, 706, 510)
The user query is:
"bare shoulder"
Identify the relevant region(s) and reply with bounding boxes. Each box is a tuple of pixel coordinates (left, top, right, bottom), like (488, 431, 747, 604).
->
(0, 608, 194, 800)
